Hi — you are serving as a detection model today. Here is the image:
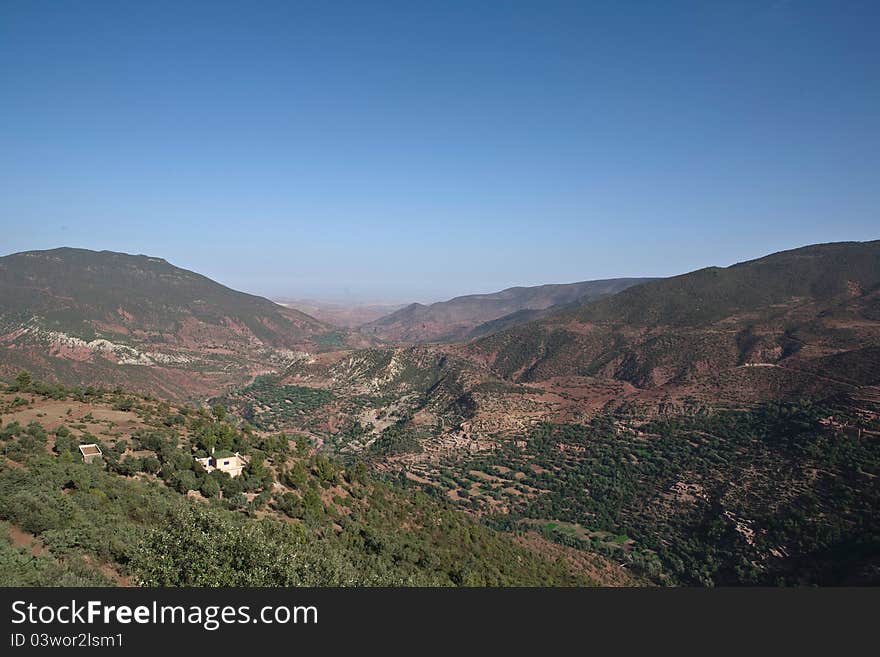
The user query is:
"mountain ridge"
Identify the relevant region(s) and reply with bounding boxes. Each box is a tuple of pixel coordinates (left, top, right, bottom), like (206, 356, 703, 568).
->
(360, 277, 655, 343)
(463, 240, 880, 390)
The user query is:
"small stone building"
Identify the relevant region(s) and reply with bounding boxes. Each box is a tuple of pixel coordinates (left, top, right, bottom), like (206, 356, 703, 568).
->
(78, 443, 103, 464)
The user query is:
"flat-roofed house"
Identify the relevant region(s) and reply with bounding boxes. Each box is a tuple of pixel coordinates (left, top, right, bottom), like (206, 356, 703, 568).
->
(78, 443, 103, 464)
(196, 448, 248, 478)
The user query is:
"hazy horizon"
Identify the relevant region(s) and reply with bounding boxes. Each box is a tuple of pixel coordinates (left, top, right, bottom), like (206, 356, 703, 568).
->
(2, 1, 878, 301)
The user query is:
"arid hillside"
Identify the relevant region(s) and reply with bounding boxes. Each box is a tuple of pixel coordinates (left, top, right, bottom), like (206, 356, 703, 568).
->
(463, 241, 880, 396)
(0, 248, 373, 399)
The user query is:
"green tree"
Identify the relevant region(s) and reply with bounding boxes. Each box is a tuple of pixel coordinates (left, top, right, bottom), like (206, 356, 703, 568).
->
(199, 476, 221, 498)
(141, 456, 161, 474)
(14, 371, 32, 392)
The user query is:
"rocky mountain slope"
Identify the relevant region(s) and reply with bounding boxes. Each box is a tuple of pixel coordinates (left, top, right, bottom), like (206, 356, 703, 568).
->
(0, 248, 368, 399)
(463, 241, 880, 399)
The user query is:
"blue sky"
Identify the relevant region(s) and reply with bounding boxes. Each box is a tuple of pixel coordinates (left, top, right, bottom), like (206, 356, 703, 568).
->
(1, 1, 878, 302)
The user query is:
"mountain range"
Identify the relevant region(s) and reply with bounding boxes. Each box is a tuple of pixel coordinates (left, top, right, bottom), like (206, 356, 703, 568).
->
(3, 241, 878, 406)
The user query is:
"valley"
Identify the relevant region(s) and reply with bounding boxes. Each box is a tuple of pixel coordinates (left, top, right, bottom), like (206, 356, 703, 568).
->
(275, 298, 409, 329)
(1, 241, 879, 586)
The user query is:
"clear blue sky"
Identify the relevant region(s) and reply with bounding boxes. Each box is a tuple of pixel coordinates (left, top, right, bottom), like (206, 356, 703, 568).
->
(1, 1, 878, 302)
